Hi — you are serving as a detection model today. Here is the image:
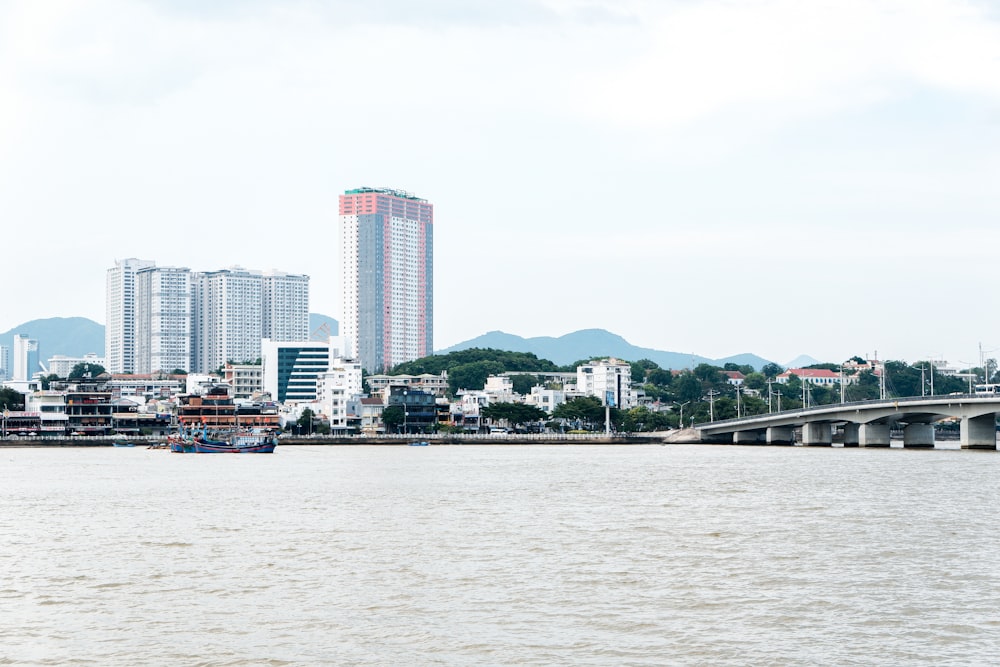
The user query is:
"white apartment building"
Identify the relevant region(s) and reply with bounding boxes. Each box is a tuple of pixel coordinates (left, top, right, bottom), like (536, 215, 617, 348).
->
(46, 353, 105, 378)
(223, 363, 264, 400)
(577, 358, 635, 409)
(317, 358, 364, 431)
(524, 385, 566, 414)
(136, 265, 192, 374)
(107, 261, 310, 375)
(484, 375, 515, 403)
(262, 271, 310, 342)
(106, 258, 155, 373)
(196, 267, 264, 373)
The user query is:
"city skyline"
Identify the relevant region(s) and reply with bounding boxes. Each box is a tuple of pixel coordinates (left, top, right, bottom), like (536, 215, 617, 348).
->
(1, 1, 998, 367)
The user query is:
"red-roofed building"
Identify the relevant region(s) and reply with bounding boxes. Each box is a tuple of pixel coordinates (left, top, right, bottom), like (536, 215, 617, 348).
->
(722, 371, 745, 386)
(776, 368, 843, 386)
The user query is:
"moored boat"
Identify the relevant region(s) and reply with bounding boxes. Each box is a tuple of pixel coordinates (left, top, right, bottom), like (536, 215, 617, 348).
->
(169, 427, 278, 454)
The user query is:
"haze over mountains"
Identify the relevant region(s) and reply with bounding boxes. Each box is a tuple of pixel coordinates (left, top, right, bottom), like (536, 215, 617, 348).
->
(2, 317, 791, 371)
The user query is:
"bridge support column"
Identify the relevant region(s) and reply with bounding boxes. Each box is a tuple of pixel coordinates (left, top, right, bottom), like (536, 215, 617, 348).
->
(801, 422, 832, 446)
(841, 423, 860, 447)
(903, 423, 935, 448)
(960, 414, 997, 450)
(766, 426, 795, 445)
(859, 423, 890, 448)
(732, 431, 761, 445)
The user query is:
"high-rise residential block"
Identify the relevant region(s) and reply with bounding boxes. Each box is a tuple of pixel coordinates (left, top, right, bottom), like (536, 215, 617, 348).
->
(106, 261, 309, 375)
(340, 187, 433, 373)
(106, 258, 155, 373)
(136, 265, 192, 374)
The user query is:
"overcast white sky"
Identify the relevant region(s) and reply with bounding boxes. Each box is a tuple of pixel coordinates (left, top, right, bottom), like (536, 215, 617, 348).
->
(2, 0, 998, 366)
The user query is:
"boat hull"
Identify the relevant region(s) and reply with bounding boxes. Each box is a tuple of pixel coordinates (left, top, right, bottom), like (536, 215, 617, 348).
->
(169, 433, 277, 453)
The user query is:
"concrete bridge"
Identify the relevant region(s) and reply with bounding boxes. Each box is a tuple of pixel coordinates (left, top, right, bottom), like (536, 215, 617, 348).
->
(694, 394, 1000, 449)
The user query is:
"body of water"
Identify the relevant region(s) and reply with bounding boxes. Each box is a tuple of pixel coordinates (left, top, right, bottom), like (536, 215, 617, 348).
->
(2, 444, 999, 665)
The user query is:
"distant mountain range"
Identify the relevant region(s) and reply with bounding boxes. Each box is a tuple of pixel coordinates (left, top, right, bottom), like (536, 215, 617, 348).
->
(437, 328, 778, 370)
(3, 317, 809, 373)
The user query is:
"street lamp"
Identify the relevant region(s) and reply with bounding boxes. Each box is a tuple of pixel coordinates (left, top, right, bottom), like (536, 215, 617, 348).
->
(674, 401, 689, 429)
(402, 389, 408, 434)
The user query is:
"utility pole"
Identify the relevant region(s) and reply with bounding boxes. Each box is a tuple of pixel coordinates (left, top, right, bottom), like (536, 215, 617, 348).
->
(839, 365, 846, 404)
(705, 390, 719, 422)
(766, 380, 775, 413)
(917, 364, 926, 397)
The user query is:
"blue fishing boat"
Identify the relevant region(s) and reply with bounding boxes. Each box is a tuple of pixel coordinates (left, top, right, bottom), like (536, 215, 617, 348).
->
(169, 426, 278, 454)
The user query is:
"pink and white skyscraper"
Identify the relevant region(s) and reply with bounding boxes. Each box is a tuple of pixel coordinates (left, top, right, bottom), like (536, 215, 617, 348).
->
(340, 187, 433, 373)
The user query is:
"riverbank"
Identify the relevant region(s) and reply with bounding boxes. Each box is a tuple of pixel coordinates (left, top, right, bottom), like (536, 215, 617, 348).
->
(0, 433, 665, 447)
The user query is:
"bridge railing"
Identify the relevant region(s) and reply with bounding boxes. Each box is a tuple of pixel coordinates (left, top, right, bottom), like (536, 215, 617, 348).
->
(696, 393, 988, 429)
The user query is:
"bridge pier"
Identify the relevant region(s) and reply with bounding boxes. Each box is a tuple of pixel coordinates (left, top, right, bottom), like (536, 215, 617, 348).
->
(859, 423, 891, 447)
(801, 422, 832, 446)
(732, 431, 761, 444)
(841, 423, 860, 447)
(902, 423, 935, 448)
(960, 414, 997, 450)
(765, 426, 795, 445)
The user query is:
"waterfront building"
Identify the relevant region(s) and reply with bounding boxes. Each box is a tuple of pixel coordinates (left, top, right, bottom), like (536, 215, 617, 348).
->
(366, 371, 449, 397)
(384, 385, 437, 433)
(106, 374, 185, 403)
(484, 375, 516, 403)
(25, 391, 67, 435)
(223, 363, 264, 400)
(261, 338, 343, 404)
(135, 265, 192, 374)
(65, 383, 113, 435)
(106, 258, 156, 373)
(452, 391, 488, 432)
(340, 187, 433, 373)
(523, 385, 566, 414)
(317, 358, 364, 432)
(576, 358, 635, 409)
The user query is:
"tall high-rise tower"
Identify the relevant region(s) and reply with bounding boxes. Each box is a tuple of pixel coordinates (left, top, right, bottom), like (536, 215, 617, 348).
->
(340, 187, 433, 373)
(135, 265, 192, 374)
(106, 258, 155, 373)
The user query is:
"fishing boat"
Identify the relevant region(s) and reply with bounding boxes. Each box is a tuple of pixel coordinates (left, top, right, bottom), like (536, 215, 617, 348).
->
(169, 426, 278, 454)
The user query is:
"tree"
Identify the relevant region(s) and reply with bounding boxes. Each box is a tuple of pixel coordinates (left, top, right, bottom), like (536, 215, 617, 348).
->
(0, 387, 25, 411)
(40, 373, 60, 390)
(170, 369, 188, 375)
(296, 407, 315, 435)
(481, 402, 548, 428)
(382, 405, 404, 432)
(761, 363, 784, 379)
(69, 362, 105, 379)
(552, 396, 607, 430)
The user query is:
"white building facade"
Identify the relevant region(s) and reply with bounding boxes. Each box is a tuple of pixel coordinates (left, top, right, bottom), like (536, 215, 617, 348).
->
(106, 258, 155, 374)
(576, 358, 635, 409)
(136, 265, 192, 374)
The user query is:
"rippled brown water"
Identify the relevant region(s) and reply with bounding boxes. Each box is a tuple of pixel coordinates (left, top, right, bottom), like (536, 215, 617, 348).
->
(2, 444, 999, 666)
